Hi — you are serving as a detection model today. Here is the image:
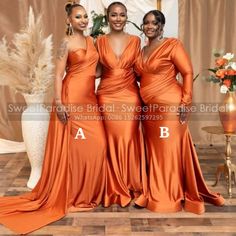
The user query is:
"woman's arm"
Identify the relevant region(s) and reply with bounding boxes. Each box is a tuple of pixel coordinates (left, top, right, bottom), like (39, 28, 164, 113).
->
(54, 38, 70, 124)
(134, 37, 142, 81)
(171, 40, 193, 124)
(172, 40, 193, 106)
(93, 37, 103, 79)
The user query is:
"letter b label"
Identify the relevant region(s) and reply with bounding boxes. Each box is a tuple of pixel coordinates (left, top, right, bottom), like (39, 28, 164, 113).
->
(160, 127, 169, 138)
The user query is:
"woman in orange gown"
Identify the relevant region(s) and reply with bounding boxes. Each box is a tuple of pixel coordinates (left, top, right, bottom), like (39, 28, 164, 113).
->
(96, 2, 146, 207)
(135, 10, 224, 214)
(0, 3, 106, 234)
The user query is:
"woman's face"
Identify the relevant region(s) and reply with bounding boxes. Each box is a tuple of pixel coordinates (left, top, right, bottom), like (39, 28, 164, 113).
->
(69, 6, 89, 32)
(108, 4, 127, 32)
(143, 13, 162, 40)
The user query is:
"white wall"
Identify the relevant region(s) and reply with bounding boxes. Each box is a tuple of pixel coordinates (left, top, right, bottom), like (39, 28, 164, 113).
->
(161, 0, 178, 38)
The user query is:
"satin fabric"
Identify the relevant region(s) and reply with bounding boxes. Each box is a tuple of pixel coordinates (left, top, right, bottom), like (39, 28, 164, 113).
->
(0, 36, 106, 234)
(96, 35, 147, 207)
(135, 38, 224, 214)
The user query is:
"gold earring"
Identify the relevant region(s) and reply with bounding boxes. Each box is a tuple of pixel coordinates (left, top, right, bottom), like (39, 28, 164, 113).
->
(66, 23, 74, 35)
(70, 23, 74, 35)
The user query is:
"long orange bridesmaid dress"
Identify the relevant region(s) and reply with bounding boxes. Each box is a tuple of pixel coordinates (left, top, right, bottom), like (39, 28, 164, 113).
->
(96, 34, 147, 207)
(0, 36, 106, 234)
(135, 38, 224, 214)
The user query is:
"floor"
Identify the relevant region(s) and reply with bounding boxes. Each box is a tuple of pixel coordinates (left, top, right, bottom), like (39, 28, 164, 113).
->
(0, 145, 236, 235)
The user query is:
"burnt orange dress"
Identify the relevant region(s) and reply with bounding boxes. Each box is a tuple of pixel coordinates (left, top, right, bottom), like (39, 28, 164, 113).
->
(96, 34, 147, 207)
(0, 36, 106, 234)
(135, 38, 224, 214)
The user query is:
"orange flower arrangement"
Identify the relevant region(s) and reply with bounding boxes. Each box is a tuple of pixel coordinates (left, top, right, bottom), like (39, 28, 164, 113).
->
(208, 53, 236, 93)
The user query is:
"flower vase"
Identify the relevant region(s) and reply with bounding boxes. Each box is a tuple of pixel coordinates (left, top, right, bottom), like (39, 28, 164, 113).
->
(21, 93, 49, 189)
(219, 91, 236, 133)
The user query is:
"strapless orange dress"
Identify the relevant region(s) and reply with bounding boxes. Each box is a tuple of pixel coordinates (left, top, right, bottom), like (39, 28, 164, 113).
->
(96, 35, 147, 207)
(0, 36, 106, 234)
(135, 38, 224, 214)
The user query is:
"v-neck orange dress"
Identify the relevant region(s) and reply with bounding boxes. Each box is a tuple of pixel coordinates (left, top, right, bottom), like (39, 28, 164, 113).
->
(135, 38, 224, 214)
(0, 36, 106, 234)
(96, 34, 147, 207)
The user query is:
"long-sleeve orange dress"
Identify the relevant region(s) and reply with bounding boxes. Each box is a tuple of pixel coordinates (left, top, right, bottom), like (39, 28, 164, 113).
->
(96, 34, 147, 207)
(0, 36, 106, 234)
(135, 38, 224, 214)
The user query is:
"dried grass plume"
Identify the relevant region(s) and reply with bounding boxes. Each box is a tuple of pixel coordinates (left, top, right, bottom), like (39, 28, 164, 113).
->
(0, 7, 54, 94)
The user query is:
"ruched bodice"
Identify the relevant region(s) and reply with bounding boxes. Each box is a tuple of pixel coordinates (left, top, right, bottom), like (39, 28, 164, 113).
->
(66, 37, 98, 76)
(136, 38, 193, 106)
(63, 37, 99, 103)
(98, 68, 136, 94)
(96, 35, 140, 95)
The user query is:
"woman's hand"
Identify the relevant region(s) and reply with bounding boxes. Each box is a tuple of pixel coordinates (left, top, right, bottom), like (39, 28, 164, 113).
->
(178, 104, 188, 125)
(56, 103, 70, 124)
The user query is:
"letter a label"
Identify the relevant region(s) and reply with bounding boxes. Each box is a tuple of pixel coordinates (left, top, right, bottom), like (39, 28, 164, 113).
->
(75, 128, 86, 140)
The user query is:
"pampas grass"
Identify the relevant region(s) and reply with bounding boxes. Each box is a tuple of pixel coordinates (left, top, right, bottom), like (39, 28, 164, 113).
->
(0, 7, 54, 94)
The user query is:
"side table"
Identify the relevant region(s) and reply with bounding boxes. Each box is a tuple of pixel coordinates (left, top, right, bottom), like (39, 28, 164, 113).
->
(202, 126, 236, 197)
